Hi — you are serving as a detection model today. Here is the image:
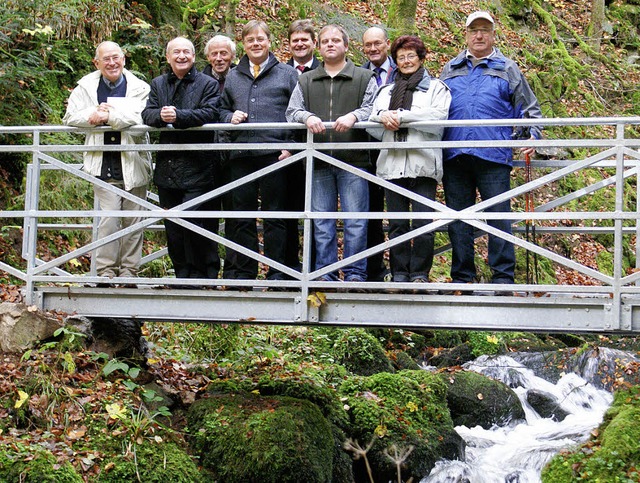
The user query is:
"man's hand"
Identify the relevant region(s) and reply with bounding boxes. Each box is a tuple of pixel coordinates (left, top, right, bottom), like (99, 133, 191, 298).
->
(520, 135, 537, 158)
(160, 105, 177, 124)
(305, 115, 325, 134)
(230, 110, 248, 125)
(278, 150, 291, 160)
(333, 113, 357, 133)
(88, 103, 110, 125)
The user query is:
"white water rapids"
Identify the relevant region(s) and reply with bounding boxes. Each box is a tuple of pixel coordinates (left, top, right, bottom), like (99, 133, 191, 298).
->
(422, 353, 616, 483)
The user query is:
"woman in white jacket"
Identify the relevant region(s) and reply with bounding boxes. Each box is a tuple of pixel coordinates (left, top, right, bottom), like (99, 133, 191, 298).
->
(368, 35, 451, 286)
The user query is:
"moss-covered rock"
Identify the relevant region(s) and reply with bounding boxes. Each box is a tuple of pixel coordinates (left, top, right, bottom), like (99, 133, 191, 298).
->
(542, 386, 640, 482)
(318, 328, 394, 376)
(97, 440, 204, 482)
(339, 370, 463, 482)
(442, 369, 526, 429)
(0, 448, 83, 482)
(187, 393, 336, 483)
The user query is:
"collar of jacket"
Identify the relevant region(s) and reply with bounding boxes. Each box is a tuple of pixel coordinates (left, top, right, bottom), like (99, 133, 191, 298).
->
(375, 69, 432, 100)
(450, 48, 507, 71)
(362, 56, 397, 71)
(168, 65, 198, 83)
(311, 59, 360, 81)
(236, 53, 278, 78)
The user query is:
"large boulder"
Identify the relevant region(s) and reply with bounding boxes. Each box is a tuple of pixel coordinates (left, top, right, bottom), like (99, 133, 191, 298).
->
(443, 369, 526, 429)
(0, 302, 62, 352)
(339, 370, 464, 482)
(187, 393, 336, 483)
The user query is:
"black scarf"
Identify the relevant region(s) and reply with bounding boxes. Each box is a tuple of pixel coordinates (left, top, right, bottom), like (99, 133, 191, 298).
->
(388, 66, 424, 142)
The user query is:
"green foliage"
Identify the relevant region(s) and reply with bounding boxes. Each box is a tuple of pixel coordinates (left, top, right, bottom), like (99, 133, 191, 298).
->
(97, 441, 205, 483)
(467, 331, 503, 357)
(0, 448, 83, 482)
(542, 386, 640, 482)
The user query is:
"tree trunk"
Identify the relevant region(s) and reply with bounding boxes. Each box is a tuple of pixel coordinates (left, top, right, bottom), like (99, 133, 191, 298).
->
(588, 0, 605, 51)
(223, 0, 239, 36)
(388, 0, 418, 34)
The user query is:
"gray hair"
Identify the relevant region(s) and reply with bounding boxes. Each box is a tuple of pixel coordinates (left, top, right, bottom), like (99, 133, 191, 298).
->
(94, 41, 123, 60)
(204, 35, 237, 57)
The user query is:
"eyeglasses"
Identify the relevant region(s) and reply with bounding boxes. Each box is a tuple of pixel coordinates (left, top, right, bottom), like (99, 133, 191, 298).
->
(467, 28, 493, 36)
(244, 36, 268, 45)
(99, 54, 123, 63)
(364, 40, 385, 50)
(396, 53, 419, 63)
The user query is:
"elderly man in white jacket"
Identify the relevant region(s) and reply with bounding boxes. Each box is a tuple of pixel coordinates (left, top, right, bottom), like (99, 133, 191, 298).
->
(63, 41, 151, 285)
(368, 35, 450, 289)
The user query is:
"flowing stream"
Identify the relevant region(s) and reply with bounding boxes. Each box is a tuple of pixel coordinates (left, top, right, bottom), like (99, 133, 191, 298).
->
(421, 350, 630, 483)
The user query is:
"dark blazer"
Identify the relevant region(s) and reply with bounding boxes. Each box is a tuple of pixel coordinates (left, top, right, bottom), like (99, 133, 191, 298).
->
(361, 57, 398, 85)
(286, 56, 321, 74)
(142, 66, 220, 190)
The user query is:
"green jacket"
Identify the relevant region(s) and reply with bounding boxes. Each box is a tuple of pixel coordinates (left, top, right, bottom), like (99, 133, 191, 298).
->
(297, 60, 375, 167)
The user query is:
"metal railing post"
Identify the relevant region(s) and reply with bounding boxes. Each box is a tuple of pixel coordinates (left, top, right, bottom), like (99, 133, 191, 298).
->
(23, 130, 41, 305)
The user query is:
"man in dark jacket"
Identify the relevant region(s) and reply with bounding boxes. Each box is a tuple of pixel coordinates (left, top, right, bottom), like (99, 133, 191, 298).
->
(286, 24, 377, 284)
(203, 34, 238, 279)
(361, 26, 398, 282)
(142, 36, 220, 281)
(286, 19, 320, 74)
(219, 20, 299, 282)
(440, 11, 542, 290)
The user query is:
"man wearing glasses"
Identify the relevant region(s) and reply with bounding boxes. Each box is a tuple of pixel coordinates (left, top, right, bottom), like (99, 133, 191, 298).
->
(219, 21, 299, 284)
(63, 41, 151, 286)
(440, 11, 542, 293)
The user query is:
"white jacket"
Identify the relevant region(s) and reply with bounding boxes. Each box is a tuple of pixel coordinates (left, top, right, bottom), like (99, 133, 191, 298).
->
(63, 69, 152, 190)
(368, 72, 451, 182)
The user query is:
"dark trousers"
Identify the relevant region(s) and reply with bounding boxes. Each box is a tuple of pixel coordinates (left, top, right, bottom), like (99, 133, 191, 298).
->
(366, 159, 389, 281)
(443, 155, 515, 283)
(209, 157, 237, 279)
(158, 186, 220, 279)
(228, 154, 288, 280)
(284, 161, 306, 271)
(385, 176, 437, 282)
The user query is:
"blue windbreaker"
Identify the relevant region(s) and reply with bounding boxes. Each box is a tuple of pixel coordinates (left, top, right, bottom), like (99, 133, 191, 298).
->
(440, 48, 542, 166)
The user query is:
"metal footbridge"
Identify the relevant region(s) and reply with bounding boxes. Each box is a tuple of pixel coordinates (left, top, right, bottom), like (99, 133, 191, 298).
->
(1, 117, 640, 333)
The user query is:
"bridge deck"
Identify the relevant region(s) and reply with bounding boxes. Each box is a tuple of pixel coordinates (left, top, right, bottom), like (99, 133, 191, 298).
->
(35, 285, 640, 333)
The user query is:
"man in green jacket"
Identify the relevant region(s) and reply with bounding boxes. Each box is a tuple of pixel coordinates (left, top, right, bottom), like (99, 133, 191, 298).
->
(286, 25, 376, 284)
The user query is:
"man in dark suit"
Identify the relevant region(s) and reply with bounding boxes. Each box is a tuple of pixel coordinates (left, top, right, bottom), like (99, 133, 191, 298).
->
(286, 19, 320, 74)
(285, 19, 320, 272)
(361, 26, 398, 282)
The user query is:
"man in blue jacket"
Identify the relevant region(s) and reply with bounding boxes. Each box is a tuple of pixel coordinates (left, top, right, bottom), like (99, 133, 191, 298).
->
(440, 11, 542, 291)
(219, 20, 299, 283)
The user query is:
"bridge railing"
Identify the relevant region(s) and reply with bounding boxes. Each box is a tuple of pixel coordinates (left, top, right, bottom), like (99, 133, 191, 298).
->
(1, 117, 640, 327)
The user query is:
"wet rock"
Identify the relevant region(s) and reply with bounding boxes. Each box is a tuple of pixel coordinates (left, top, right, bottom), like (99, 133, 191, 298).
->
(444, 370, 526, 429)
(526, 389, 570, 421)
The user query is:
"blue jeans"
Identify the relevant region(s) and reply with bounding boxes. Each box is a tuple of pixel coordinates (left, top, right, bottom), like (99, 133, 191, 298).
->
(312, 165, 369, 281)
(443, 155, 515, 283)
